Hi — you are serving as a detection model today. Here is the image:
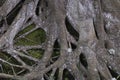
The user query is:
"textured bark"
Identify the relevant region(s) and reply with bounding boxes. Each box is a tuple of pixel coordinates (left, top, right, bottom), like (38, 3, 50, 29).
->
(0, 0, 120, 80)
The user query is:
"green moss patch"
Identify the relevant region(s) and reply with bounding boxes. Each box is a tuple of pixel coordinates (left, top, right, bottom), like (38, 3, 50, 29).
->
(27, 49, 44, 59)
(15, 24, 46, 46)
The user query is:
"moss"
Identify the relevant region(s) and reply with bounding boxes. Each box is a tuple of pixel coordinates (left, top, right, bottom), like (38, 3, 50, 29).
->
(27, 49, 44, 59)
(2, 64, 13, 74)
(0, 23, 46, 75)
(15, 24, 46, 46)
(14, 24, 46, 66)
(0, 52, 22, 75)
(16, 24, 35, 36)
(0, 52, 10, 60)
(18, 49, 44, 66)
(14, 23, 46, 62)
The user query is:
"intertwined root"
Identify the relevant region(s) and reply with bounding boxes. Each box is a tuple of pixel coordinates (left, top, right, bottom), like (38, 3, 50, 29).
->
(0, 0, 120, 80)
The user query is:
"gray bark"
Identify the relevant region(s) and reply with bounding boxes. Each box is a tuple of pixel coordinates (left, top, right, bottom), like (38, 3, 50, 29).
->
(0, 0, 120, 80)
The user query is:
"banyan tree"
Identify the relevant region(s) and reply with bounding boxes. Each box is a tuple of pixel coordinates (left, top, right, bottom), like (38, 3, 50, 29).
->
(0, 0, 120, 80)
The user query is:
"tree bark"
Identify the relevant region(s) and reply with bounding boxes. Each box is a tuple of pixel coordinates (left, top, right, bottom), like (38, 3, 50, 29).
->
(0, 0, 120, 80)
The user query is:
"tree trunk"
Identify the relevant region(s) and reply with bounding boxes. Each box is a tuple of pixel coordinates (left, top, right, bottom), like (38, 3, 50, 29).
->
(0, 0, 120, 80)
